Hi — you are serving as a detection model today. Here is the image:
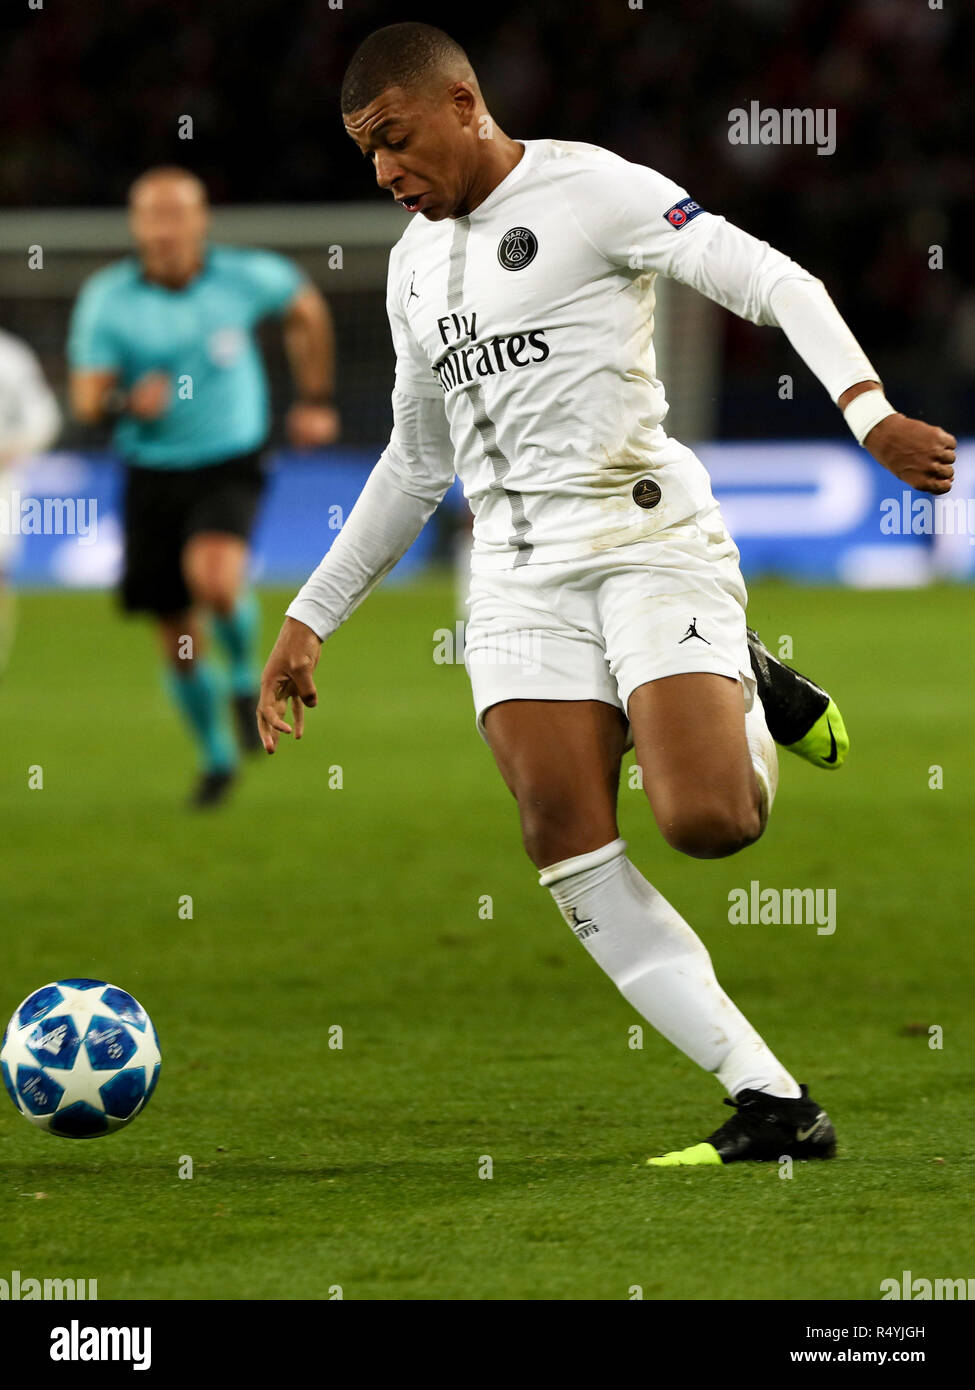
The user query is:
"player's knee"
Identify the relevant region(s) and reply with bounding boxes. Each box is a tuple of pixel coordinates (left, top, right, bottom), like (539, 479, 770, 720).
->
(661, 798, 763, 860)
(519, 805, 572, 869)
(517, 789, 613, 870)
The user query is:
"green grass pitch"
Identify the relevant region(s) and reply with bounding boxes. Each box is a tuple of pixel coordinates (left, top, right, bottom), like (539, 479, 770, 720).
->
(1, 576, 972, 1300)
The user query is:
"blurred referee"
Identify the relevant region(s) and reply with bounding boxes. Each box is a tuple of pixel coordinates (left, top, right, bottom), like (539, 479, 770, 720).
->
(68, 166, 339, 807)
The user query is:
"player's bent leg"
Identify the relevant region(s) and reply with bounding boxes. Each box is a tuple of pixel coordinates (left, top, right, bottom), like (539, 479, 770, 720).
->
(627, 672, 767, 859)
(476, 650, 814, 1165)
(481, 698, 627, 869)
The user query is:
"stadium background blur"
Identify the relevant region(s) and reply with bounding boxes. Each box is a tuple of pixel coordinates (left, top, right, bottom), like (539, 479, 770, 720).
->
(1, 0, 972, 592)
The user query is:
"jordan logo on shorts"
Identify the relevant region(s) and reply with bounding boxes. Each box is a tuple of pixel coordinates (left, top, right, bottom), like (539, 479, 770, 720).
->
(678, 617, 711, 645)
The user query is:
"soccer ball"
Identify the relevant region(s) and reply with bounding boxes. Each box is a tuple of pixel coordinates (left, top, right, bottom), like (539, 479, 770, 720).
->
(1, 979, 161, 1139)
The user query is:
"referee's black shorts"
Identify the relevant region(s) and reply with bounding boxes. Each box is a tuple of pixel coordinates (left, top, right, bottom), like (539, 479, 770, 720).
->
(120, 448, 269, 617)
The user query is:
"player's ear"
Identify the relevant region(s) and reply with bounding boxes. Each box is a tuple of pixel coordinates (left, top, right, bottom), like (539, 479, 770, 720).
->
(448, 82, 477, 128)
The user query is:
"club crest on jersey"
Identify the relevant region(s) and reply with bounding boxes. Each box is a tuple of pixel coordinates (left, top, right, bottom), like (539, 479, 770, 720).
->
(663, 197, 704, 229)
(632, 479, 662, 509)
(498, 227, 538, 271)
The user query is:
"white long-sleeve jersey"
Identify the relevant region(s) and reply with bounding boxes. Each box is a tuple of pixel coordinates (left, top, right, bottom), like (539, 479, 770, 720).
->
(289, 137, 880, 638)
(0, 329, 62, 462)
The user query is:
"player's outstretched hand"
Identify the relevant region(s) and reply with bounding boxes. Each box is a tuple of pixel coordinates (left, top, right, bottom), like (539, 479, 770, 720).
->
(257, 616, 323, 754)
(865, 414, 957, 495)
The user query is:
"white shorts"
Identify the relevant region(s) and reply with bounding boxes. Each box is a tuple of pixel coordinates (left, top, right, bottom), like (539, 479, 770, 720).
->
(464, 500, 756, 747)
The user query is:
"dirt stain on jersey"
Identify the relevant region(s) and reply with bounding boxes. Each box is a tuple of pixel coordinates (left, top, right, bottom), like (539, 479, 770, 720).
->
(584, 439, 660, 549)
(592, 439, 664, 487)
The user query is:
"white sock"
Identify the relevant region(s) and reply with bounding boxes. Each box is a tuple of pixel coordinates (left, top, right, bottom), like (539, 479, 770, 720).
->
(540, 839, 801, 1098)
(745, 688, 778, 831)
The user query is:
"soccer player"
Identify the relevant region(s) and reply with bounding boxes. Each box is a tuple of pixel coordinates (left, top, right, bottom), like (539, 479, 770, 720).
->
(0, 329, 62, 677)
(257, 26, 956, 1163)
(68, 167, 339, 807)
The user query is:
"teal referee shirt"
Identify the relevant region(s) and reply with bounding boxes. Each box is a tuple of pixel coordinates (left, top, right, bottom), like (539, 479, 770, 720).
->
(67, 245, 306, 468)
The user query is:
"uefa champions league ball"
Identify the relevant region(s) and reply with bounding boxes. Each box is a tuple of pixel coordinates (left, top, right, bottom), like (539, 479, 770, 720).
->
(1, 979, 161, 1138)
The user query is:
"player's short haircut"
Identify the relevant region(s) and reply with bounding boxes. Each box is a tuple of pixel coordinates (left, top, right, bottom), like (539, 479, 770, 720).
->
(128, 167, 208, 206)
(341, 23, 475, 115)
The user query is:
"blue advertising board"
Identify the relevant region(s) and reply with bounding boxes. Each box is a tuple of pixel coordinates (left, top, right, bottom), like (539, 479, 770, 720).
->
(2, 441, 972, 589)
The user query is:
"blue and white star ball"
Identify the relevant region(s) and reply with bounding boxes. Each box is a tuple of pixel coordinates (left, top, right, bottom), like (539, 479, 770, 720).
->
(1, 979, 161, 1138)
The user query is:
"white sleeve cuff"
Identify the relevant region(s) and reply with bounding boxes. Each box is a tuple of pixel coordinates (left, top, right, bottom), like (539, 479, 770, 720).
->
(842, 389, 897, 446)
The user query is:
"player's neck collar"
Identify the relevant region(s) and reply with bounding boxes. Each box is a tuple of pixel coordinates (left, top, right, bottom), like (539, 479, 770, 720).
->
(463, 141, 532, 221)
